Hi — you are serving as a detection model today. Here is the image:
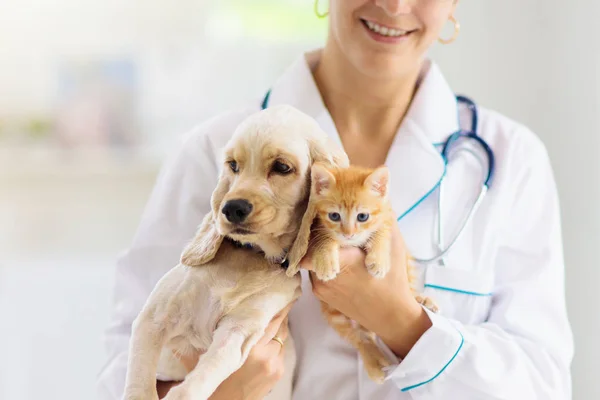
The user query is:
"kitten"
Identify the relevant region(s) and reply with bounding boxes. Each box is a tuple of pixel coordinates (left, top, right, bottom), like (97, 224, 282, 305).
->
(289, 162, 438, 383)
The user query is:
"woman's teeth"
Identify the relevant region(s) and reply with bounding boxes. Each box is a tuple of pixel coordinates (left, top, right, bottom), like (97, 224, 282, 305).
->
(364, 20, 408, 37)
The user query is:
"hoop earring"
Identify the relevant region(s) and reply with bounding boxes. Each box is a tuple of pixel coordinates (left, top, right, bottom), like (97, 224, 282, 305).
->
(314, 0, 328, 18)
(438, 15, 460, 44)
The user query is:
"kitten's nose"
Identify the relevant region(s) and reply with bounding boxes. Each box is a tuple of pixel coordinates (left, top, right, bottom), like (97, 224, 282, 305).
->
(222, 199, 253, 224)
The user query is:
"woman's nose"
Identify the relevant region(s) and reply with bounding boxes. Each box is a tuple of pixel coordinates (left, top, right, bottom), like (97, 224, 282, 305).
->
(374, 0, 412, 16)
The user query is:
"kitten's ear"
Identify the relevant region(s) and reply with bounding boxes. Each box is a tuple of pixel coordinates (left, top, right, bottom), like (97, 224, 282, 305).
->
(364, 166, 389, 198)
(311, 162, 336, 196)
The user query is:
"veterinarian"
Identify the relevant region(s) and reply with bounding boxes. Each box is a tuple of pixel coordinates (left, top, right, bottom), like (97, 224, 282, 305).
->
(98, 0, 573, 399)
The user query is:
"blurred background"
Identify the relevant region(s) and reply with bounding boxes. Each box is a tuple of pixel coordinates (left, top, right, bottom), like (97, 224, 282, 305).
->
(1, 1, 598, 399)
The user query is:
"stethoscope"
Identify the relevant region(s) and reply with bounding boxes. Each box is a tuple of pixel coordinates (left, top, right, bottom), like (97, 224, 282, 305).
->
(261, 91, 494, 266)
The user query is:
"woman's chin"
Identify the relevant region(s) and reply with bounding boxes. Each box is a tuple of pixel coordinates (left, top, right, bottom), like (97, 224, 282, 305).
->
(348, 46, 420, 79)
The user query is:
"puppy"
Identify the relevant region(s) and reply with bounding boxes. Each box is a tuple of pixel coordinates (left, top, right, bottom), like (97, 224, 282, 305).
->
(123, 105, 349, 400)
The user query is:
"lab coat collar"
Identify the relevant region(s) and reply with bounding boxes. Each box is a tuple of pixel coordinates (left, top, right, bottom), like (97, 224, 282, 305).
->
(266, 49, 459, 221)
(402, 60, 460, 143)
(264, 50, 330, 130)
(265, 49, 460, 143)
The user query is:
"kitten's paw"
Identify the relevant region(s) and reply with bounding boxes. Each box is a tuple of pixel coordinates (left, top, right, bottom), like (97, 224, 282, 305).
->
(415, 294, 440, 313)
(357, 335, 392, 384)
(365, 252, 390, 279)
(313, 247, 340, 281)
(315, 262, 340, 281)
(362, 353, 392, 384)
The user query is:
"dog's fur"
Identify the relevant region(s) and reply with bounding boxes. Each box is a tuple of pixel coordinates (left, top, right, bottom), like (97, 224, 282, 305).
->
(123, 105, 349, 400)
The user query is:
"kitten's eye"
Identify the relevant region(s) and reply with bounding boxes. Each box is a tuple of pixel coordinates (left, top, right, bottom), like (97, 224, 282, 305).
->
(228, 160, 239, 173)
(272, 161, 293, 175)
(328, 212, 341, 222)
(357, 213, 369, 222)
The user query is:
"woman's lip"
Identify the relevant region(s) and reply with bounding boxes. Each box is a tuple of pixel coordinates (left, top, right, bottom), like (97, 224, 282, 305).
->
(360, 19, 414, 43)
(360, 18, 408, 32)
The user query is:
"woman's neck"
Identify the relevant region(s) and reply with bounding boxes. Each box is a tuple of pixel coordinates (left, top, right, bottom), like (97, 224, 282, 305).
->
(313, 43, 422, 142)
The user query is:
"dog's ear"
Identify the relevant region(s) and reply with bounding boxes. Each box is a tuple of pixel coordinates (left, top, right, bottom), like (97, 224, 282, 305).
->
(286, 162, 339, 277)
(287, 140, 347, 277)
(286, 199, 317, 276)
(180, 211, 223, 267)
(308, 136, 350, 169)
(286, 191, 317, 276)
(286, 128, 349, 276)
(180, 173, 230, 267)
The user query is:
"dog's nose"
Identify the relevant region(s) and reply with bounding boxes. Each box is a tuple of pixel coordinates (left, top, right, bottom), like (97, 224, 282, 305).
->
(222, 199, 253, 224)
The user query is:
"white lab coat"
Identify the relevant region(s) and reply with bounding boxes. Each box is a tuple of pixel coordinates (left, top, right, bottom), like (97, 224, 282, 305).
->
(97, 50, 574, 400)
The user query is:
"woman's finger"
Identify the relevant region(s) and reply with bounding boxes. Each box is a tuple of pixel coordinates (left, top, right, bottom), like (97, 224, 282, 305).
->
(257, 302, 295, 346)
(273, 338, 287, 364)
(270, 302, 294, 329)
(265, 316, 289, 353)
(276, 301, 296, 319)
(391, 223, 408, 257)
(276, 316, 290, 342)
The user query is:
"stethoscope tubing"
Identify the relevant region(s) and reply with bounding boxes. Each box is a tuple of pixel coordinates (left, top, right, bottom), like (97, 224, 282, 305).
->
(260, 90, 494, 266)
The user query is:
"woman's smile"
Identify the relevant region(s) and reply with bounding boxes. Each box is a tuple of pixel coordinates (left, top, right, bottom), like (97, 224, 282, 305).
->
(360, 18, 416, 44)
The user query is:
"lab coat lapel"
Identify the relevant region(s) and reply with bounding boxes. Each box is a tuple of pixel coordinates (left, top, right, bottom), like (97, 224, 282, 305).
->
(385, 62, 459, 220)
(384, 120, 445, 221)
(266, 52, 459, 221)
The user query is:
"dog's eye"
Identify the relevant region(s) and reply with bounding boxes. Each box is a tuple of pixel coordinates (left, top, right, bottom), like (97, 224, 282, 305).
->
(272, 161, 292, 174)
(228, 160, 239, 173)
(328, 212, 341, 222)
(357, 213, 369, 222)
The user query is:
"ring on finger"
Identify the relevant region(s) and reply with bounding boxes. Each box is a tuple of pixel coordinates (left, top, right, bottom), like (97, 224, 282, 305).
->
(271, 335, 284, 348)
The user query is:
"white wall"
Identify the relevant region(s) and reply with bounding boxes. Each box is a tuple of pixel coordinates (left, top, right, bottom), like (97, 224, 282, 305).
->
(430, 2, 600, 398)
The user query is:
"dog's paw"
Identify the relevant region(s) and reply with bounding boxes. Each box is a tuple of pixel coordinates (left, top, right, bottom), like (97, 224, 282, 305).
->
(163, 384, 191, 400)
(124, 390, 159, 400)
(415, 294, 440, 313)
(365, 252, 390, 279)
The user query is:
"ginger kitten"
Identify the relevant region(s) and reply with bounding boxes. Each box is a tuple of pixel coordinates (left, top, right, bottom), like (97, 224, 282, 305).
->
(297, 162, 437, 383)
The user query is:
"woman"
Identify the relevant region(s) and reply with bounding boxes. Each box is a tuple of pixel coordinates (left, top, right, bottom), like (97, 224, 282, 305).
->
(98, 0, 574, 399)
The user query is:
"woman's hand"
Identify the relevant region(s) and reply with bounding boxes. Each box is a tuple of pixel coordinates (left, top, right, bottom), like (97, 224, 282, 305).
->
(300, 224, 432, 358)
(157, 302, 294, 400)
